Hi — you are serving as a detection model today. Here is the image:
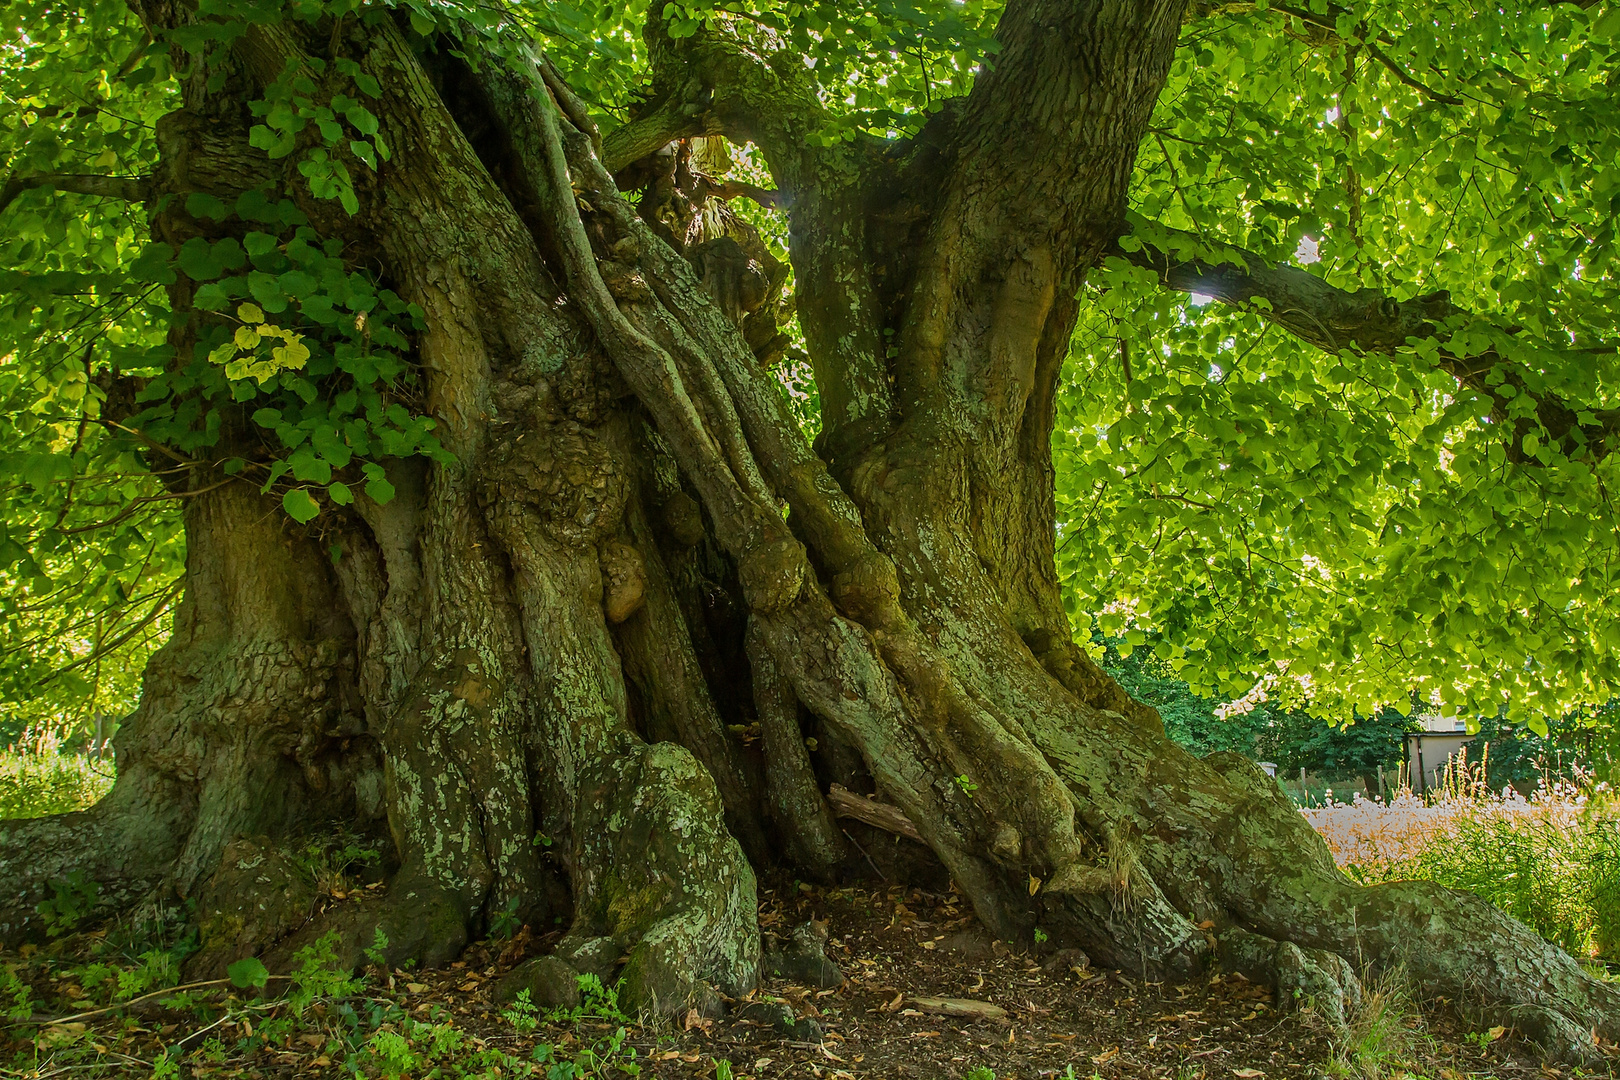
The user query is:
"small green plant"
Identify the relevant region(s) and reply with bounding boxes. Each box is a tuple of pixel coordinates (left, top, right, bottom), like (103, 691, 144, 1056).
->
(1033, 927, 1049, 944)
(296, 830, 381, 895)
(714, 1058, 734, 1080)
(366, 1029, 418, 1080)
(503, 988, 540, 1034)
(364, 926, 391, 967)
(490, 894, 522, 940)
(36, 870, 100, 936)
(548, 972, 631, 1024)
(227, 955, 270, 989)
(965, 1067, 997, 1080)
(1326, 970, 1427, 1080)
(116, 949, 179, 1000)
(151, 1051, 181, 1078)
(954, 774, 979, 798)
(0, 965, 33, 1021)
(287, 930, 361, 1014)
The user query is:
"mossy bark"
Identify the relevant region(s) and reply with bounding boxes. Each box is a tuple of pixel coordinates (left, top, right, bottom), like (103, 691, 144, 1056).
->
(3, 0, 1617, 1051)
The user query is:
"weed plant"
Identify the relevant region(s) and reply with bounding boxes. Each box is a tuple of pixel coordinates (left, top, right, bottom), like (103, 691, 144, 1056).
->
(1325, 970, 1428, 1080)
(1304, 752, 1620, 958)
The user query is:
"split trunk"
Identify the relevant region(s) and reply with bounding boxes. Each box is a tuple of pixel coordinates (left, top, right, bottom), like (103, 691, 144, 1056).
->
(2, 0, 1615, 1059)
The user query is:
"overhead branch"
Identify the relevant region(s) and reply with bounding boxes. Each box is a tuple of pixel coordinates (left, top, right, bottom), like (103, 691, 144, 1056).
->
(1261, 1, 1464, 105)
(0, 173, 152, 215)
(1119, 225, 1620, 459)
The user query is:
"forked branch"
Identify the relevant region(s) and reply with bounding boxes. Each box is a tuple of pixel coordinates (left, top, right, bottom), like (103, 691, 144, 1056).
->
(1122, 225, 1620, 459)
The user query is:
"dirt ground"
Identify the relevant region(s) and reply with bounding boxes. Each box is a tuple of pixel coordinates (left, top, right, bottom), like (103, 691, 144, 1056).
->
(602, 880, 1595, 1080)
(3, 876, 1607, 1079)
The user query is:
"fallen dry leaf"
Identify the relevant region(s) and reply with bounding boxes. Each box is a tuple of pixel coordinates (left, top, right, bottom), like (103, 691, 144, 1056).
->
(1234, 1069, 1265, 1078)
(1093, 1047, 1120, 1065)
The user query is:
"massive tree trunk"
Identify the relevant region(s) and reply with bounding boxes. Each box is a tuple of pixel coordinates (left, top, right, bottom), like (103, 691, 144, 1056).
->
(3, 0, 1617, 1061)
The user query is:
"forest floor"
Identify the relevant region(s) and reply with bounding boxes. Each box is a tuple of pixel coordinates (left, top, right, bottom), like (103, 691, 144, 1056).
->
(1, 875, 1604, 1080)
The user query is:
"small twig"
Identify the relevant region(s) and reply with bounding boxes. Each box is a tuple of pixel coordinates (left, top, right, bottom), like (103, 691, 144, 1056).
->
(16, 977, 290, 1027)
(1363, 41, 1464, 107)
(840, 828, 887, 882)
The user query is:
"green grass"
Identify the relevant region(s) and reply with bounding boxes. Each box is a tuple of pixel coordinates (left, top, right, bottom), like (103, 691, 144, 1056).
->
(0, 751, 113, 819)
(1325, 971, 1428, 1080)
(1318, 771, 1620, 959)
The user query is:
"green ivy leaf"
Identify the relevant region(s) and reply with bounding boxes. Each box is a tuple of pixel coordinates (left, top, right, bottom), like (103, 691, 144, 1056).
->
(281, 488, 320, 523)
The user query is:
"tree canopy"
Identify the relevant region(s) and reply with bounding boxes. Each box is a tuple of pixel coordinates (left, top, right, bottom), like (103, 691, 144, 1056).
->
(3, 0, 1619, 742)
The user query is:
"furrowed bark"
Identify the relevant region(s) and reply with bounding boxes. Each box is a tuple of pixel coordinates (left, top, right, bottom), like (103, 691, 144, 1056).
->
(0, 481, 383, 945)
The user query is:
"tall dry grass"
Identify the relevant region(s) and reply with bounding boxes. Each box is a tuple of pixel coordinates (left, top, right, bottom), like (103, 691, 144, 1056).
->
(1304, 748, 1620, 958)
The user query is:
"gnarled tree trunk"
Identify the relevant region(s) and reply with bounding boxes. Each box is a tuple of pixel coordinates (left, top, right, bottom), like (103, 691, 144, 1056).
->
(2, 0, 1616, 1061)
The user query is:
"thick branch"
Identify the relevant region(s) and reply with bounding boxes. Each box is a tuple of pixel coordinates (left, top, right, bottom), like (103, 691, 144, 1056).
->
(1122, 226, 1620, 458)
(826, 784, 924, 843)
(890, 0, 1187, 420)
(0, 173, 152, 215)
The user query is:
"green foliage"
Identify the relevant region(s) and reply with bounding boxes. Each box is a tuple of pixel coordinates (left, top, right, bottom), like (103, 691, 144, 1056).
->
(1104, 641, 1412, 777)
(0, 965, 34, 1021)
(35, 870, 100, 936)
(1057, 0, 1620, 726)
(528, 1024, 642, 1077)
(0, 750, 114, 818)
(4, 0, 1620, 758)
(490, 895, 523, 940)
(286, 931, 361, 1014)
(503, 988, 541, 1034)
(364, 926, 391, 968)
(294, 828, 382, 894)
(0, 0, 449, 735)
(226, 955, 270, 989)
(546, 972, 631, 1024)
(1346, 790, 1620, 956)
(1326, 970, 1426, 1080)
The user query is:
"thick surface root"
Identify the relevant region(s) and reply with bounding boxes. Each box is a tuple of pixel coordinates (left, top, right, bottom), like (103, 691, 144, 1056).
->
(1219, 927, 1363, 1032)
(0, 768, 193, 944)
(556, 740, 759, 1015)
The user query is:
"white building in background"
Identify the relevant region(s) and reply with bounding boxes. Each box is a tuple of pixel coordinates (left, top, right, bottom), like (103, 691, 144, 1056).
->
(1403, 714, 1471, 797)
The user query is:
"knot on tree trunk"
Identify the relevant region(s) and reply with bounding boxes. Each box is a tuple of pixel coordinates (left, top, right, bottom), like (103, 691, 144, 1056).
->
(737, 536, 809, 613)
(829, 551, 903, 625)
(599, 540, 648, 622)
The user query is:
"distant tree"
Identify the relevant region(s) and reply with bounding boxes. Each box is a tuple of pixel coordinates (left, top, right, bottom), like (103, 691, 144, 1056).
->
(1105, 644, 1410, 776)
